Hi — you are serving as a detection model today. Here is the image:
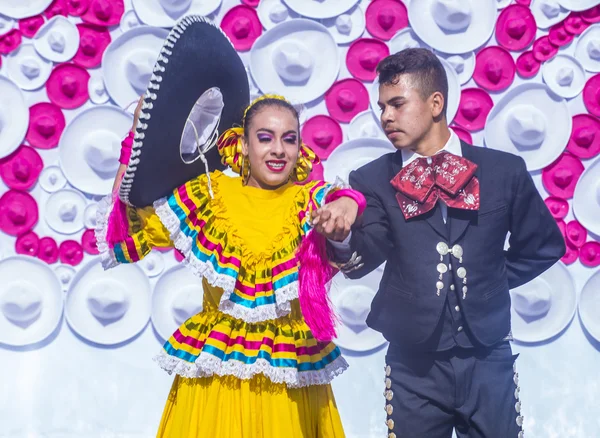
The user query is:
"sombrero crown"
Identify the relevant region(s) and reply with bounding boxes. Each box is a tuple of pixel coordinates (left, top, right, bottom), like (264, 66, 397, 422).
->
(119, 15, 250, 207)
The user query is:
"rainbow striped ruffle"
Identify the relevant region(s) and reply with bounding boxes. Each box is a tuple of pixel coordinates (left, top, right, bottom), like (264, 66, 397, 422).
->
(153, 308, 348, 388)
(153, 173, 335, 324)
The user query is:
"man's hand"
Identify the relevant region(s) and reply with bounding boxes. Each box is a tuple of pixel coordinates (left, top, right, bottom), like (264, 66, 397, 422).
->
(311, 197, 359, 242)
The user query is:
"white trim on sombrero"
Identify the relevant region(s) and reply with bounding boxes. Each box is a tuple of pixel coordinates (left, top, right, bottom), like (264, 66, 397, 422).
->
(118, 15, 236, 207)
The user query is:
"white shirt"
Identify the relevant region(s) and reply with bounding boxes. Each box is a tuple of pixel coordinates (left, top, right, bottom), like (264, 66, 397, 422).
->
(328, 130, 462, 250)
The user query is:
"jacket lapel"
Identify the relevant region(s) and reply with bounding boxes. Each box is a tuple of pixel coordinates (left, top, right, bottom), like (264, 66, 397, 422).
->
(448, 142, 480, 244)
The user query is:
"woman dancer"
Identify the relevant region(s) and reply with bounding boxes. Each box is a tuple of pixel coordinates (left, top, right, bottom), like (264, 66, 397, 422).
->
(98, 94, 365, 437)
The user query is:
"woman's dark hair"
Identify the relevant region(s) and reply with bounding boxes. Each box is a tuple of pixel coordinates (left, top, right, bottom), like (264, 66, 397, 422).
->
(377, 48, 449, 115)
(243, 98, 300, 137)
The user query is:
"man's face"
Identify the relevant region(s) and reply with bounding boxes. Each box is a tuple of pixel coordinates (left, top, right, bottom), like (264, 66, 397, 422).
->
(377, 74, 436, 150)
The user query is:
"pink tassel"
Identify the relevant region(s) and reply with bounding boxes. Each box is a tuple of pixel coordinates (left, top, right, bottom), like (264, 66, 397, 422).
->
(106, 188, 129, 247)
(296, 229, 339, 342)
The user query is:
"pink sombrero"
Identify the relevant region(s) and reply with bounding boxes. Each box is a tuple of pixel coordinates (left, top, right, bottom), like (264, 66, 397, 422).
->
(38, 236, 59, 264)
(450, 125, 473, 144)
(545, 196, 569, 220)
(0, 190, 39, 236)
(15, 231, 40, 257)
(59, 240, 84, 266)
(516, 51, 541, 78)
(346, 37, 389, 82)
(533, 36, 559, 62)
(453, 88, 493, 132)
(0, 28, 22, 54)
(46, 63, 90, 109)
(548, 22, 574, 47)
(365, 0, 408, 41)
(18, 16, 45, 38)
(565, 12, 590, 35)
(473, 46, 516, 92)
(580, 242, 600, 268)
(567, 114, 600, 159)
(72, 23, 111, 68)
(26, 102, 66, 149)
(325, 78, 369, 123)
(583, 73, 600, 117)
(542, 153, 585, 199)
(565, 220, 587, 248)
(220, 5, 262, 52)
(301, 115, 343, 161)
(67, 0, 91, 16)
(0, 145, 44, 191)
(81, 0, 124, 26)
(496, 4, 537, 52)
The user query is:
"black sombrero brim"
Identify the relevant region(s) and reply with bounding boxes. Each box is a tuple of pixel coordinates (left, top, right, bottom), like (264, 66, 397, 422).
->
(119, 15, 250, 207)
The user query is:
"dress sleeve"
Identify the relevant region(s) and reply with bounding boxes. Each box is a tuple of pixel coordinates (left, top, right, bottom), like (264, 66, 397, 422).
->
(96, 195, 174, 269)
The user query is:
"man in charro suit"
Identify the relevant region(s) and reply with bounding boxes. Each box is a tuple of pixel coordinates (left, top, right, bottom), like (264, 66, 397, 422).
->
(312, 48, 565, 438)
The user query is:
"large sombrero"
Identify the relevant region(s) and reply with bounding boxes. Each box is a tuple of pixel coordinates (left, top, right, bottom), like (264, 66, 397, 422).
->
(118, 15, 250, 207)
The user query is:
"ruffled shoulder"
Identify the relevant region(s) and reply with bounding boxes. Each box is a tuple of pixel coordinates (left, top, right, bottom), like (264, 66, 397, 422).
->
(154, 173, 342, 324)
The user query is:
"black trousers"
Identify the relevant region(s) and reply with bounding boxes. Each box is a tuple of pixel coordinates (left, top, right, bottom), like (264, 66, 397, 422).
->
(382, 342, 524, 438)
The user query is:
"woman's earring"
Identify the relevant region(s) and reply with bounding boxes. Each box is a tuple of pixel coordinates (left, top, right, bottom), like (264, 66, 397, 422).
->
(241, 155, 250, 185)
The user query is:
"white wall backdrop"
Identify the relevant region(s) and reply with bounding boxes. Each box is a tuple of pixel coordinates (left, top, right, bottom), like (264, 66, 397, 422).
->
(0, 0, 599, 437)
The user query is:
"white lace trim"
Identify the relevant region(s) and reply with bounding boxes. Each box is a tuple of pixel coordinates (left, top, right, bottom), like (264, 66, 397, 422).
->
(153, 197, 298, 323)
(153, 349, 349, 388)
(94, 194, 119, 270)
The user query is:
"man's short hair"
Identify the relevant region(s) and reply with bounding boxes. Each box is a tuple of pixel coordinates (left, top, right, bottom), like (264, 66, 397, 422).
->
(377, 48, 449, 115)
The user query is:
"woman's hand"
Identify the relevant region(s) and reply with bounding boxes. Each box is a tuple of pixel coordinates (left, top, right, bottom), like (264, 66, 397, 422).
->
(111, 96, 144, 193)
(311, 197, 359, 242)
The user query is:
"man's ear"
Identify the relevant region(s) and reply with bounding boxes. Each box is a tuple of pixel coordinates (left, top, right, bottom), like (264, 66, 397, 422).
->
(431, 91, 445, 119)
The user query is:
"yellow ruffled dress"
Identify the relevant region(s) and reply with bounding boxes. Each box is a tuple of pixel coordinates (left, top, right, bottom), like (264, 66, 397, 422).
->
(96, 170, 347, 437)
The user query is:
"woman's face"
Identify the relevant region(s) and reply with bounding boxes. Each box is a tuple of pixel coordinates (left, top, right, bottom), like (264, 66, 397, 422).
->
(242, 105, 300, 190)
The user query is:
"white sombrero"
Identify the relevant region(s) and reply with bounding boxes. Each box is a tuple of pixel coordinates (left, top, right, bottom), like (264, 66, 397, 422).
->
(408, 0, 497, 54)
(249, 19, 340, 104)
(576, 24, 600, 73)
(33, 16, 79, 63)
(330, 268, 387, 352)
(257, 0, 299, 30)
(324, 137, 395, 183)
(579, 270, 600, 343)
(557, 0, 599, 11)
(59, 105, 133, 196)
(44, 189, 87, 235)
(436, 51, 476, 85)
(0, 0, 53, 19)
(542, 54, 586, 99)
(5, 43, 52, 91)
(54, 265, 76, 292)
(573, 155, 600, 236)
(102, 25, 170, 109)
(83, 202, 99, 229)
(120, 9, 142, 33)
(510, 261, 576, 343)
(348, 109, 386, 141)
(88, 73, 110, 105)
(132, 0, 222, 28)
(0, 75, 28, 159)
(282, 0, 359, 19)
(65, 257, 152, 346)
(0, 256, 63, 347)
(139, 251, 165, 278)
(319, 4, 365, 45)
(0, 14, 15, 36)
(531, 0, 569, 29)
(151, 264, 204, 341)
(369, 55, 460, 124)
(484, 82, 571, 171)
(389, 27, 432, 53)
(39, 164, 67, 193)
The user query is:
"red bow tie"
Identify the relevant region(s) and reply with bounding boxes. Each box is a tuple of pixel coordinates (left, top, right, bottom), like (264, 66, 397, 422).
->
(390, 151, 480, 220)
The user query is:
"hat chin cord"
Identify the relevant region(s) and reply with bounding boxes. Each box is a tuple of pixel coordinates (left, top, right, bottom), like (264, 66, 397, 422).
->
(185, 117, 221, 199)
